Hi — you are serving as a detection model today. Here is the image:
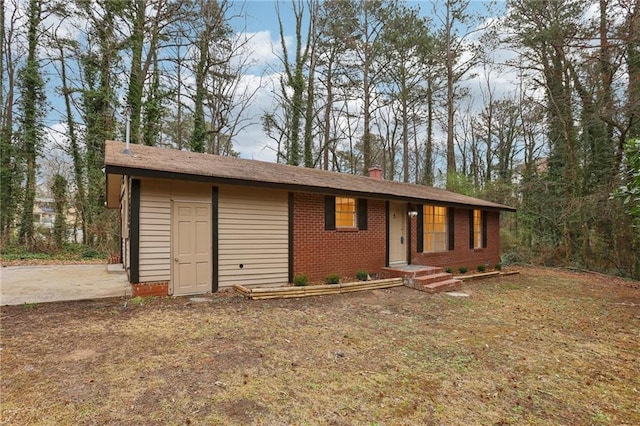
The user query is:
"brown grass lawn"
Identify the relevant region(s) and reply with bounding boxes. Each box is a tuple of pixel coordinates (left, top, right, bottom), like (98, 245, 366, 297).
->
(1, 267, 639, 425)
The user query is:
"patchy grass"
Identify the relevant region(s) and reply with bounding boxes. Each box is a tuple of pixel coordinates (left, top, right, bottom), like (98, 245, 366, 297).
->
(0, 243, 107, 266)
(1, 267, 639, 425)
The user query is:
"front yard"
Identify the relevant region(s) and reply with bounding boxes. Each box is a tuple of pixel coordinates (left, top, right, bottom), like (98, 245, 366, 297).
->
(1, 267, 639, 425)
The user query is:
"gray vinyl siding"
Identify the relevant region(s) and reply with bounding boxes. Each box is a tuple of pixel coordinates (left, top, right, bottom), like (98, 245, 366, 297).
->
(138, 181, 171, 282)
(218, 186, 289, 287)
(134, 179, 287, 287)
(137, 179, 213, 283)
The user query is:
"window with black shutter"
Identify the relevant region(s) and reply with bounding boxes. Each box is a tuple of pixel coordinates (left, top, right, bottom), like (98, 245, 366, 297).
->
(325, 196, 368, 231)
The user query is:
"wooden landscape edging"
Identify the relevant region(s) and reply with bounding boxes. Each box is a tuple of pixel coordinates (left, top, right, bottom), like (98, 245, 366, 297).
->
(233, 277, 404, 300)
(457, 270, 520, 281)
(233, 271, 520, 300)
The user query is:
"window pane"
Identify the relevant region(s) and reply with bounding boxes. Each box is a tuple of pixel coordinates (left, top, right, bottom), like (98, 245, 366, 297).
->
(424, 233, 433, 252)
(474, 209, 482, 248)
(423, 204, 448, 252)
(335, 197, 356, 227)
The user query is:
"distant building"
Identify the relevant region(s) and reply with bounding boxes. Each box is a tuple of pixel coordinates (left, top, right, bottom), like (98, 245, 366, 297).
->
(33, 198, 82, 242)
(33, 198, 55, 230)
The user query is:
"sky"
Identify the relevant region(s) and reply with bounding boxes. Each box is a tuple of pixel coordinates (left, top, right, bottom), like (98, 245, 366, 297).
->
(210, 0, 507, 162)
(38, 0, 512, 173)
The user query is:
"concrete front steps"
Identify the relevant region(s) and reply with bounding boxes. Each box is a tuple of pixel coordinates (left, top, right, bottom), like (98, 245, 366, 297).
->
(381, 265, 461, 294)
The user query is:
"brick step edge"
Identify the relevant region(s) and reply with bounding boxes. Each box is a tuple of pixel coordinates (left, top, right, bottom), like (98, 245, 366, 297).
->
(423, 279, 462, 294)
(380, 267, 444, 279)
(414, 272, 455, 285)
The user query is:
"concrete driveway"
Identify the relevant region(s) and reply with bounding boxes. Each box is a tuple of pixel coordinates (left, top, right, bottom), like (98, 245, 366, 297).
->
(0, 264, 132, 306)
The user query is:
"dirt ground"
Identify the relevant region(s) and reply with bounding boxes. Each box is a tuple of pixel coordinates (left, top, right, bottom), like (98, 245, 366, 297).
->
(1, 267, 639, 425)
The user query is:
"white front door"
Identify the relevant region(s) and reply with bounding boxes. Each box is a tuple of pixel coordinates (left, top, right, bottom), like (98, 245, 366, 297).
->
(172, 201, 212, 295)
(388, 202, 407, 266)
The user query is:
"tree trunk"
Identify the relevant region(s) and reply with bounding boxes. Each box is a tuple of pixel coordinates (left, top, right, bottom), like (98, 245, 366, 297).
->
(18, 0, 44, 247)
(127, 0, 146, 145)
(322, 64, 333, 170)
(628, 0, 640, 139)
(445, 0, 456, 187)
(191, 31, 209, 153)
(0, 0, 18, 241)
(424, 79, 434, 185)
(58, 42, 87, 243)
(402, 80, 409, 183)
(52, 174, 68, 248)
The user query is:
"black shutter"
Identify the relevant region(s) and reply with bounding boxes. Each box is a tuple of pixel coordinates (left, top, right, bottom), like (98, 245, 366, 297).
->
(288, 192, 294, 283)
(469, 209, 474, 249)
(357, 199, 368, 230)
(385, 202, 390, 266)
(482, 210, 488, 248)
(448, 207, 455, 250)
(416, 204, 424, 253)
(212, 187, 219, 292)
(325, 195, 336, 230)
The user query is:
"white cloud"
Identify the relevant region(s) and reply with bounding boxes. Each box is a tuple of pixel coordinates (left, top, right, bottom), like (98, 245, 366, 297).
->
(235, 30, 285, 70)
(231, 72, 284, 162)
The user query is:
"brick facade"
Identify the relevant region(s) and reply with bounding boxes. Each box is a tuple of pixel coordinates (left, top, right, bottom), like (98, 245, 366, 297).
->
(410, 208, 501, 270)
(132, 281, 169, 297)
(293, 194, 502, 282)
(293, 193, 387, 283)
(130, 193, 501, 291)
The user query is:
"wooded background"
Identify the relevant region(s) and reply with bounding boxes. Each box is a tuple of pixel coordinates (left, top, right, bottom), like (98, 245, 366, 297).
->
(1, 0, 639, 278)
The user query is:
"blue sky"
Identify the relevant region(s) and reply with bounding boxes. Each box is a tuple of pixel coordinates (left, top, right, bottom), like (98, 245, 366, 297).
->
(237, 0, 504, 32)
(40, 0, 511, 169)
(219, 0, 509, 162)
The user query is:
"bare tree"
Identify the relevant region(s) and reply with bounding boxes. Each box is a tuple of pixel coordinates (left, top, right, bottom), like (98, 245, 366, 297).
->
(0, 0, 22, 241)
(432, 0, 490, 188)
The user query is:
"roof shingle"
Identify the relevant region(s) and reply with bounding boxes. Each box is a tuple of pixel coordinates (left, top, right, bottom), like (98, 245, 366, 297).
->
(104, 140, 515, 211)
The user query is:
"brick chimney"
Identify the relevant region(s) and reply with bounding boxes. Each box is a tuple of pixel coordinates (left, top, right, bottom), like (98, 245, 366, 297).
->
(368, 166, 383, 180)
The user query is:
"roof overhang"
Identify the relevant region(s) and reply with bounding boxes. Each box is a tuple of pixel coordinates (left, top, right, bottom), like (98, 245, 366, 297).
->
(104, 164, 516, 212)
(106, 172, 122, 209)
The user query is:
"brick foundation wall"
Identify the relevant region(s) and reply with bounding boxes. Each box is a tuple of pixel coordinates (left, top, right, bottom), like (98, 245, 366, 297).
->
(410, 208, 501, 270)
(293, 193, 386, 283)
(132, 281, 169, 297)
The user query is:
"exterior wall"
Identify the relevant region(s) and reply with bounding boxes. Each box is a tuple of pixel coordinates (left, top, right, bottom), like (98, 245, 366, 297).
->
(132, 281, 169, 297)
(138, 180, 171, 282)
(122, 173, 504, 293)
(293, 193, 386, 283)
(137, 179, 211, 286)
(126, 178, 289, 292)
(218, 185, 289, 287)
(411, 208, 501, 270)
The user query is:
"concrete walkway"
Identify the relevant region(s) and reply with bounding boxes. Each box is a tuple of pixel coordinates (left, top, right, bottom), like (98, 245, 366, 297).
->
(0, 264, 132, 306)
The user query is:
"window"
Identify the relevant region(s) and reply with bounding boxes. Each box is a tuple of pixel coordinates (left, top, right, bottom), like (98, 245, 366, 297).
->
(473, 209, 482, 248)
(335, 197, 356, 228)
(470, 209, 487, 249)
(423, 205, 448, 252)
(325, 196, 367, 231)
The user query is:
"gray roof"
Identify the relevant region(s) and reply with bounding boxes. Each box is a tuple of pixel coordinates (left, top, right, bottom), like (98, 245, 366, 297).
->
(104, 140, 515, 211)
